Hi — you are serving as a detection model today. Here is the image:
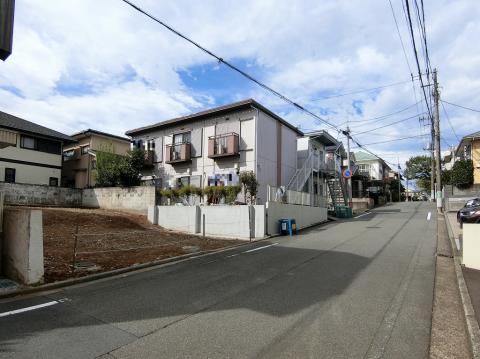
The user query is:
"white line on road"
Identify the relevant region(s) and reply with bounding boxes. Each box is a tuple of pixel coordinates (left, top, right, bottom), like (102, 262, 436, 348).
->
(354, 212, 371, 219)
(455, 237, 461, 251)
(427, 211, 432, 221)
(244, 243, 279, 253)
(0, 301, 58, 318)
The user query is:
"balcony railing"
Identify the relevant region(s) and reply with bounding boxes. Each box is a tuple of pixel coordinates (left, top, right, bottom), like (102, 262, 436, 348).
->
(208, 133, 239, 158)
(63, 149, 80, 161)
(165, 142, 191, 164)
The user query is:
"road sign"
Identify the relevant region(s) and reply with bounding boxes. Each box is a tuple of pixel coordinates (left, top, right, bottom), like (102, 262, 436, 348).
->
(342, 169, 352, 179)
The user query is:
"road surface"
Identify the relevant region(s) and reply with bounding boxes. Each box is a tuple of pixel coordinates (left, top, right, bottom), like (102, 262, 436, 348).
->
(0, 202, 436, 358)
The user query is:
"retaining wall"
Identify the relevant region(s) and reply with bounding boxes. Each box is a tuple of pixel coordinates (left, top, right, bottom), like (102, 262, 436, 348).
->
(1, 207, 44, 284)
(352, 197, 374, 212)
(82, 186, 156, 213)
(0, 182, 82, 207)
(265, 202, 328, 235)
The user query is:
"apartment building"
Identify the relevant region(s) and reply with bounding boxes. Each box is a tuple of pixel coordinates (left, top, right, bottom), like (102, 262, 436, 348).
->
(455, 131, 480, 184)
(125, 99, 302, 204)
(0, 110, 75, 186)
(62, 129, 131, 188)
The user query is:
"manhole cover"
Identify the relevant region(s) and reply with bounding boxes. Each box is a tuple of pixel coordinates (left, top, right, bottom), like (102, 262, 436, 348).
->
(182, 246, 200, 253)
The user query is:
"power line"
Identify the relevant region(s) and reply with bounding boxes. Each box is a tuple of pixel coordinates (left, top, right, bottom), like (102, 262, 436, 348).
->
(403, 0, 433, 121)
(441, 99, 480, 113)
(120, 0, 339, 131)
(387, 0, 414, 75)
(345, 101, 422, 127)
(351, 113, 423, 135)
(311, 79, 413, 101)
(440, 101, 460, 142)
(352, 134, 428, 146)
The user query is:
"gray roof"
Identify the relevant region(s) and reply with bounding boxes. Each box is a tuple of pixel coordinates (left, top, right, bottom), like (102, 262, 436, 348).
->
(125, 99, 303, 136)
(71, 128, 130, 142)
(0, 110, 76, 143)
(304, 130, 338, 146)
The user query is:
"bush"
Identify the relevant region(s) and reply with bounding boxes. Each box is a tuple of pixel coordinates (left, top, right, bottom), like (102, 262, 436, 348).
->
(225, 185, 241, 203)
(240, 171, 258, 204)
(96, 145, 144, 187)
(451, 159, 474, 189)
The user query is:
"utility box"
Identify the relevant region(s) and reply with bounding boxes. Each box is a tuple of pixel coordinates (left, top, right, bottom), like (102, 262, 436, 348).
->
(279, 218, 296, 236)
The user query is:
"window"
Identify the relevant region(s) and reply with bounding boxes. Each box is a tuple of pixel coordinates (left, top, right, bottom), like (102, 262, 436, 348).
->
(177, 176, 190, 188)
(20, 135, 61, 154)
(147, 139, 155, 150)
(49, 177, 59, 186)
(81, 146, 90, 155)
(5, 168, 15, 183)
(91, 159, 97, 169)
(173, 132, 191, 144)
(21, 136, 36, 149)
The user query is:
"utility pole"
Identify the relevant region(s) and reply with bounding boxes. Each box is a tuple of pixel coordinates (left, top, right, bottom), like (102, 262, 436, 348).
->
(343, 127, 353, 208)
(398, 157, 401, 202)
(433, 68, 442, 212)
(429, 117, 435, 202)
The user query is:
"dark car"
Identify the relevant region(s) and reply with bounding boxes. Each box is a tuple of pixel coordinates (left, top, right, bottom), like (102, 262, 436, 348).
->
(457, 198, 480, 228)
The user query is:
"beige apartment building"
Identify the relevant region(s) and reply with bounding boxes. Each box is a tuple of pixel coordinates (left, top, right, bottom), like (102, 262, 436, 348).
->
(0, 110, 75, 186)
(62, 129, 130, 188)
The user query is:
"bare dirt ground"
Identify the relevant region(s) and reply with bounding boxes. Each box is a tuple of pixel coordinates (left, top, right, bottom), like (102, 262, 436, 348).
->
(41, 208, 243, 283)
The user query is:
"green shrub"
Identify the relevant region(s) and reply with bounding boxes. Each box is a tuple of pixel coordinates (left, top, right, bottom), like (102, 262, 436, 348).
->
(452, 159, 474, 189)
(240, 171, 258, 204)
(225, 185, 241, 203)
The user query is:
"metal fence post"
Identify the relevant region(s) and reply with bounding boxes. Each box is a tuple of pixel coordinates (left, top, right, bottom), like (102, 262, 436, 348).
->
(202, 214, 205, 238)
(71, 224, 79, 274)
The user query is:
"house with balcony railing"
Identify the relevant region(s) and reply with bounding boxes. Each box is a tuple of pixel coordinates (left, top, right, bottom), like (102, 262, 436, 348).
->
(125, 99, 303, 204)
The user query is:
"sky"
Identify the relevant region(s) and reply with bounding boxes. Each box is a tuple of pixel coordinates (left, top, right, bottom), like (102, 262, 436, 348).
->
(1, 0, 479, 171)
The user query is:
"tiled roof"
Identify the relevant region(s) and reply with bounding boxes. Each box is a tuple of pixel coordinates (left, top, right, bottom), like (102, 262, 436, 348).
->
(354, 151, 379, 162)
(0, 110, 75, 143)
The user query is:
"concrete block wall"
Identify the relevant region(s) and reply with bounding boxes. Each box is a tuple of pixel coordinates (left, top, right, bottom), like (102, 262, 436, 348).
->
(1, 207, 44, 284)
(266, 201, 328, 235)
(0, 182, 82, 207)
(462, 224, 480, 270)
(153, 205, 265, 240)
(83, 186, 156, 213)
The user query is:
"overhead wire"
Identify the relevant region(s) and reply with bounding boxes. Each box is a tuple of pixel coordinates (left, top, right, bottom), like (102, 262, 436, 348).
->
(351, 113, 423, 136)
(441, 100, 480, 113)
(120, 0, 340, 132)
(440, 101, 460, 143)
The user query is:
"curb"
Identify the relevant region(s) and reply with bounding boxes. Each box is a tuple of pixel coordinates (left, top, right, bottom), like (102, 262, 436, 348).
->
(0, 239, 265, 300)
(444, 212, 480, 358)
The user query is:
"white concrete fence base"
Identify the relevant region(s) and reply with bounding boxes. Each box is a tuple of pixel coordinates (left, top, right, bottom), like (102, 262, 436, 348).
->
(2, 208, 44, 285)
(150, 202, 328, 240)
(462, 223, 480, 270)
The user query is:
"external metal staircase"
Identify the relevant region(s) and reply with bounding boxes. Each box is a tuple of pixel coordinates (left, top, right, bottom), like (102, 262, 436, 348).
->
(326, 177, 348, 207)
(286, 151, 321, 192)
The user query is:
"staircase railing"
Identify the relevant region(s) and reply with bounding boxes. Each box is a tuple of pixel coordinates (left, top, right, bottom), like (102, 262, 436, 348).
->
(286, 151, 323, 192)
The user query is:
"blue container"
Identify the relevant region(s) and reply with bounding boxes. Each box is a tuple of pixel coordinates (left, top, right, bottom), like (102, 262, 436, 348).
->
(279, 218, 297, 236)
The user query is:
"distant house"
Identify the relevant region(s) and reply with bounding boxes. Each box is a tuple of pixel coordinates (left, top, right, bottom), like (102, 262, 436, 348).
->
(0, 111, 75, 186)
(62, 129, 130, 188)
(354, 151, 394, 202)
(455, 131, 480, 184)
(125, 99, 303, 204)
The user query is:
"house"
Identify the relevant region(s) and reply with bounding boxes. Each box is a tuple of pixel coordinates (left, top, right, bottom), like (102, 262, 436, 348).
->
(354, 150, 393, 203)
(62, 129, 131, 188)
(455, 131, 480, 184)
(125, 99, 303, 204)
(0, 110, 75, 186)
(442, 146, 457, 171)
(289, 130, 346, 207)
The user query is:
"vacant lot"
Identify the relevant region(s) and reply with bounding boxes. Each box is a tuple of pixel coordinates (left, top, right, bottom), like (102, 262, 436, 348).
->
(42, 208, 242, 283)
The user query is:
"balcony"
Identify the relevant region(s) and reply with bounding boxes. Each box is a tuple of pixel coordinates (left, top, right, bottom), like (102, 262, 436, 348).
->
(63, 149, 80, 161)
(208, 133, 239, 158)
(144, 150, 154, 167)
(165, 143, 191, 164)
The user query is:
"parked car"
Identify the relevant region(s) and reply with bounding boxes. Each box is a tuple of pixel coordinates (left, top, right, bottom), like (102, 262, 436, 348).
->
(457, 198, 480, 228)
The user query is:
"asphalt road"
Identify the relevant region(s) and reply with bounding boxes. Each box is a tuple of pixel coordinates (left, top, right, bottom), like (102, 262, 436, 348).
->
(0, 202, 437, 359)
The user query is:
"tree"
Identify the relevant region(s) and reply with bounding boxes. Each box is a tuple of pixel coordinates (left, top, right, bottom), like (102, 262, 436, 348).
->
(389, 179, 405, 202)
(404, 155, 431, 191)
(95, 145, 144, 187)
(239, 171, 258, 204)
(451, 159, 474, 189)
(442, 169, 452, 185)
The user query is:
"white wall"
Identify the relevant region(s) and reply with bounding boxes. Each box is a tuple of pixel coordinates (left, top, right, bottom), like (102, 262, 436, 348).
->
(266, 201, 328, 235)
(2, 208, 44, 284)
(157, 205, 200, 233)
(462, 224, 480, 270)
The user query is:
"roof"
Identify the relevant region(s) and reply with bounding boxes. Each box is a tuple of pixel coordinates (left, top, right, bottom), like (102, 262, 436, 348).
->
(71, 129, 130, 143)
(0, 110, 75, 143)
(354, 151, 381, 162)
(304, 130, 338, 147)
(125, 99, 303, 136)
(455, 130, 480, 156)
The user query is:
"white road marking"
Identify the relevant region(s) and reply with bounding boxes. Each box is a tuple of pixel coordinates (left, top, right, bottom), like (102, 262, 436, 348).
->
(0, 300, 58, 318)
(244, 243, 279, 253)
(427, 212, 432, 221)
(354, 212, 371, 219)
(226, 253, 240, 258)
